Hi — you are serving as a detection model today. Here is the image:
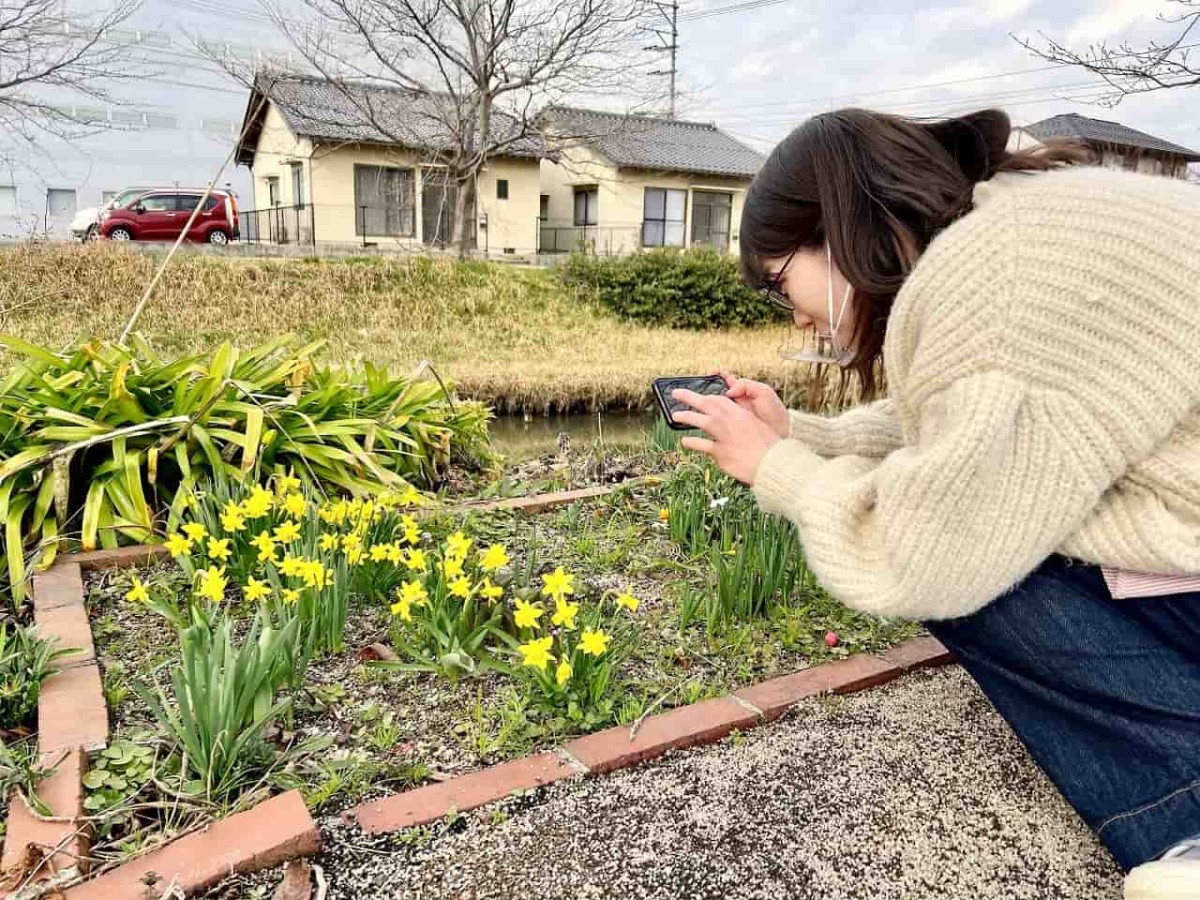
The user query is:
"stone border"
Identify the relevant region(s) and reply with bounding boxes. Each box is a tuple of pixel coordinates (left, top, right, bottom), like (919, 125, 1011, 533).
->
(2, 562, 320, 899)
(346, 636, 954, 834)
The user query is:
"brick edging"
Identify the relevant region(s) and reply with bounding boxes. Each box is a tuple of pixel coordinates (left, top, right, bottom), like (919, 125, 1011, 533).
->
(346, 636, 956, 834)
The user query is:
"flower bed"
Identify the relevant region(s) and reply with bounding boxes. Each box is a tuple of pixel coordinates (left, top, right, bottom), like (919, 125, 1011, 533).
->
(70, 463, 920, 882)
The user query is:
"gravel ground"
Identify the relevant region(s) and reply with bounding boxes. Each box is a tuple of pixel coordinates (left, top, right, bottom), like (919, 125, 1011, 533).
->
(272, 666, 1123, 900)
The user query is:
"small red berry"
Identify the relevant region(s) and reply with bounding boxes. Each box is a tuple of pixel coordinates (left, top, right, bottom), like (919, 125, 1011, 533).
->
(824, 631, 839, 648)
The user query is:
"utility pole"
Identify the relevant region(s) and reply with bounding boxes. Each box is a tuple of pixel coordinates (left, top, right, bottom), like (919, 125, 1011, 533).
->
(645, 0, 679, 118)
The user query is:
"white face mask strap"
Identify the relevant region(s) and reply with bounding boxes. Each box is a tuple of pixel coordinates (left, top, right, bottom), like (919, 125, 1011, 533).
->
(826, 242, 852, 356)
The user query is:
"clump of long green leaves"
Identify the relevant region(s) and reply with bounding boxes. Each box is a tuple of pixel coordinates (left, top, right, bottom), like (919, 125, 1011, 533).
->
(137, 612, 300, 801)
(0, 332, 493, 604)
(664, 461, 816, 634)
(0, 622, 67, 730)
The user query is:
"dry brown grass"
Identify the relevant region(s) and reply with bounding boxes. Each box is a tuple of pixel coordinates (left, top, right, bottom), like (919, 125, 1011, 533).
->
(0, 243, 811, 413)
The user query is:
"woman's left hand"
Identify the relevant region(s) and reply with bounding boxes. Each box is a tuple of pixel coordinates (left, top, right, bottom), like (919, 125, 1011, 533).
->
(671, 388, 783, 485)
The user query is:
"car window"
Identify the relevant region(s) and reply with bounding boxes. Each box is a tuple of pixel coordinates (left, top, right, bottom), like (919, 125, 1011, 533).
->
(138, 195, 175, 212)
(203, 196, 219, 212)
(115, 189, 146, 207)
(176, 194, 203, 212)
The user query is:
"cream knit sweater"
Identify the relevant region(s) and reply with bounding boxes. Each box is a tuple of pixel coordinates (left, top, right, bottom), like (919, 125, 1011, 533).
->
(753, 166, 1200, 621)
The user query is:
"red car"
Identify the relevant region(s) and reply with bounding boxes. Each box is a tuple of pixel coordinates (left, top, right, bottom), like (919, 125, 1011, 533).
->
(100, 189, 240, 245)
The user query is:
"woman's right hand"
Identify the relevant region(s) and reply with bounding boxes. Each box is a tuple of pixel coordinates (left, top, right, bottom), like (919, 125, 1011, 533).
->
(719, 371, 790, 439)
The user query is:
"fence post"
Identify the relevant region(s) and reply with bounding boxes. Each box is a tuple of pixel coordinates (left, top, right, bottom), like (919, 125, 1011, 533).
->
(360, 205, 367, 249)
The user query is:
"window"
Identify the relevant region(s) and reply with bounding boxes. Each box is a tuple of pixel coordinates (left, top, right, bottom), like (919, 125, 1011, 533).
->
(573, 188, 598, 226)
(203, 196, 219, 212)
(267, 177, 280, 207)
(355, 164, 415, 237)
(137, 194, 175, 212)
(539, 194, 549, 221)
(642, 188, 685, 247)
(101, 191, 118, 205)
(421, 168, 474, 247)
(177, 194, 202, 212)
(0, 186, 16, 215)
(46, 189, 77, 218)
(496, 179, 508, 200)
(691, 191, 733, 252)
(290, 164, 304, 208)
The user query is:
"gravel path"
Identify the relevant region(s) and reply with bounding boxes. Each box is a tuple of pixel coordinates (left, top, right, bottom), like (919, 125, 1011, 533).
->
(303, 666, 1123, 899)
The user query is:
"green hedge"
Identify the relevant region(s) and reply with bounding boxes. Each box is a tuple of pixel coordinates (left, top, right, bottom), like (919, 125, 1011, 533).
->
(558, 247, 789, 330)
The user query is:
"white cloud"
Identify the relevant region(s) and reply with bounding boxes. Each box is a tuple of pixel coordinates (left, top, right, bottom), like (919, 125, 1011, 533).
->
(1066, 0, 1172, 44)
(729, 56, 772, 86)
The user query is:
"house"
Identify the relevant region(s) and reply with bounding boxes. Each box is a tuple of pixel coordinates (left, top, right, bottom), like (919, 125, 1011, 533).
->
(1011, 112, 1200, 179)
(536, 107, 765, 255)
(234, 76, 547, 254)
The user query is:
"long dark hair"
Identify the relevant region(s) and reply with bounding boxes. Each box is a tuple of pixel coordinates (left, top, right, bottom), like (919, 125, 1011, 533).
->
(740, 107, 1089, 401)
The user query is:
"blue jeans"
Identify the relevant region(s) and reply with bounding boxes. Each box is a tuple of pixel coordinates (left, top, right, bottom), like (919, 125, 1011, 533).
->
(923, 554, 1200, 872)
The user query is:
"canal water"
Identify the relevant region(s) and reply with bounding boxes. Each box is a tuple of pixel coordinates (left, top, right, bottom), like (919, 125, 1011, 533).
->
(487, 409, 660, 461)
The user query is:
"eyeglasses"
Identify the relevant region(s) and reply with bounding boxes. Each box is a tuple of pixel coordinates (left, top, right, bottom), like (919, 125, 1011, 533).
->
(761, 246, 799, 312)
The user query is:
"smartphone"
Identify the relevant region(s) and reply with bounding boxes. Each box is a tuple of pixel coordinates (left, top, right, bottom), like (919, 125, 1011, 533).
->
(652, 375, 728, 431)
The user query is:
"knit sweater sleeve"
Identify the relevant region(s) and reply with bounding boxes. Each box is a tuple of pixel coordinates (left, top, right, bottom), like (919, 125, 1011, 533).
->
(753, 372, 1123, 621)
(787, 399, 902, 459)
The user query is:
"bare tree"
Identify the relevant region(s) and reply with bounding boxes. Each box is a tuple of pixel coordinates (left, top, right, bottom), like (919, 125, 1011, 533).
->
(0, 0, 143, 163)
(240, 0, 663, 257)
(1017, 0, 1200, 105)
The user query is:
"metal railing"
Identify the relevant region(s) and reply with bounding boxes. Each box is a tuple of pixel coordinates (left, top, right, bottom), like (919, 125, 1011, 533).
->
(536, 222, 642, 256)
(240, 204, 316, 246)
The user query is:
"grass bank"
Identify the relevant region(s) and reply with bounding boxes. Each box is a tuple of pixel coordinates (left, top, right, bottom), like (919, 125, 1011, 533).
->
(0, 244, 806, 413)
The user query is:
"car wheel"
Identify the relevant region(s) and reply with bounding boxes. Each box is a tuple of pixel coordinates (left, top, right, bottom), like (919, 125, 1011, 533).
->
(108, 227, 133, 242)
(84, 225, 98, 243)
(207, 229, 229, 246)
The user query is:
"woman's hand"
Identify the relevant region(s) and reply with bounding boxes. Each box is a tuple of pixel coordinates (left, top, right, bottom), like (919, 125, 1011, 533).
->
(719, 370, 790, 439)
(671, 388, 782, 485)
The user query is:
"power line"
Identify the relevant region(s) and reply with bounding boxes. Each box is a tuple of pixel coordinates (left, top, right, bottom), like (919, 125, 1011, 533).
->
(677, 0, 791, 22)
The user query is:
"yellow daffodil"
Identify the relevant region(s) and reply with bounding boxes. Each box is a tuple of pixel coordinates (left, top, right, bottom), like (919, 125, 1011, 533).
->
(579, 629, 610, 657)
(540, 567, 575, 601)
(244, 576, 270, 603)
(207, 537, 231, 562)
(274, 520, 302, 543)
(124, 576, 150, 605)
(319, 532, 340, 552)
(242, 486, 274, 519)
(164, 532, 192, 558)
(480, 577, 503, 603)
(301, 560, 329, 589)
(197, 566, 227, 603)
(220, 507, 246, 533)
(404, 548, 428, 572)
(282, 588, 300, 605)
(551, 596, 580, 630)
(658, 508, 670, 523)
(399, 485, 424, 507)
(283, 493, 307, 519)
(182, 522, 206, 542)
(280, 554, 305, 577)
(385, 543, 403, 564)
(479, 544, 510, 573)
(441, 555, 464, 579)
(616, 592, 640, 612)
(404, 524, 421, 546)
(446, 531, 472, 558)
(448, 575, 472, 599)
(370, 545, 390, 563)
(519, 635, 554, 670)
(513, 598, 544, 630)
(347, 547, 365, 565)
(250, 531, 278, 564)
(390, 596, 413, 621)
(341, 532, 362, 551)
(275, 473, 301, 495)
(400, 580, 428, 607)
(556, 656, 573, 687)
(359, 500, 375, 521)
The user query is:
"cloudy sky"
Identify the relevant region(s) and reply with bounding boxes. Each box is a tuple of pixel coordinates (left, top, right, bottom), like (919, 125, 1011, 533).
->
(668, 0, 1200, 155)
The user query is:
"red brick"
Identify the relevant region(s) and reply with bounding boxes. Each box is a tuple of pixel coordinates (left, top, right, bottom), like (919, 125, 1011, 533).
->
(735, 654, 897, 722)
(0, 751, 90, 893)
(34, 602, 95, 670)
(64, 790, 319, 899)
(462, 484, 622, 515)
(564, 696, 759, 776)
(348, 752, 576, 834)
(38, 664, 108, 754)
(272, 859, 312, 900)
(69, 544, 169, 573)
(878, 636, 956, 671)
(30, 563, 84, 612)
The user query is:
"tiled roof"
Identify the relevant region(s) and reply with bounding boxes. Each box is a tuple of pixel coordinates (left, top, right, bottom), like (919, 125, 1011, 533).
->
(1024, 112, 1200, 161)
(541, 106, 765, 179)
(253, 76, 548, 159)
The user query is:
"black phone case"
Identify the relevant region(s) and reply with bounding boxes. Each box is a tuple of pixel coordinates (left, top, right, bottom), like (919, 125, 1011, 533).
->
(652, 376, 727, 430)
